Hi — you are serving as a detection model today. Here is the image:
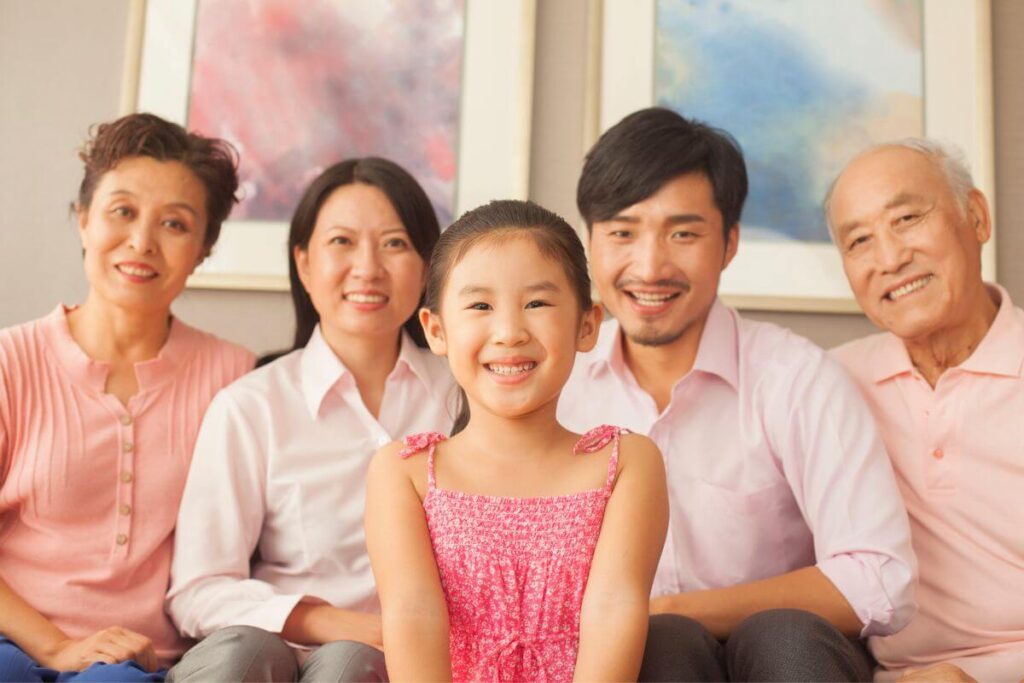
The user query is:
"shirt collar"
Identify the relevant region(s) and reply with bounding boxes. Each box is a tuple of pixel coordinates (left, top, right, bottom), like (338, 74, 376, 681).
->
(957, 284, 1024, 378)
(585, 297, 739, 390)
(691, 298, 740, 390)
(300, 325, 437, 419)
(870, 283, 1023, 383)
(41, 304, 194, 393)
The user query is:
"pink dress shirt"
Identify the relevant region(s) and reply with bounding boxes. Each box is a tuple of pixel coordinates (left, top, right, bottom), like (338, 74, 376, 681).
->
(559, 299, 916, 636)
(0, 306, 254, 666)
(167, 326, 455, 642)
(832, 284, 1024, 681)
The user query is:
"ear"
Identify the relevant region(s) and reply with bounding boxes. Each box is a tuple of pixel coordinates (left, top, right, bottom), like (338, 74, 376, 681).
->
(576, 303, 603, 353)
(419, 307, 447, 356)
(722, 223, 740, 269)
(293, 244, 312, 293)
(76, 205, 88, 246)
(966, 189, 992, 245)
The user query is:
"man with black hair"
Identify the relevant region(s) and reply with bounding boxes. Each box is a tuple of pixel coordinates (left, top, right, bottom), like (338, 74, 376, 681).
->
(558, 108, 916, 681)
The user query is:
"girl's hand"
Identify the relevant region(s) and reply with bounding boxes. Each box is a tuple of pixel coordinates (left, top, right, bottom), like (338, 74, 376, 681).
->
(41, 627, 158, 672)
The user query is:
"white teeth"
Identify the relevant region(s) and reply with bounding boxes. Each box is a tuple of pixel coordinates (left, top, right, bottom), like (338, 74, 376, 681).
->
(888, 276, 933, 301)
(630, 292, 674, 307)
(117, 265, 155, 277)
(486, 362, 536, 376)
(345, 293, 387, 303)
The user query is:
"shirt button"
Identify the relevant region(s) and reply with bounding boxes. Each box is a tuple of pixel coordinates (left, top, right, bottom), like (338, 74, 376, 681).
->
(122, 441, 134, 453)
(119, 414, 133, 426)
(932, 448, 944, 460)
(119, 504, 132, 516)
(116, 534, 128, 545)
(120, 471, 133, 483)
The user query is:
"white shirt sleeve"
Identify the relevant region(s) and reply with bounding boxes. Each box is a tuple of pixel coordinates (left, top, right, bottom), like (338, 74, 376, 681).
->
(166, 388, 312, 639)
(766, 350, 918, 637)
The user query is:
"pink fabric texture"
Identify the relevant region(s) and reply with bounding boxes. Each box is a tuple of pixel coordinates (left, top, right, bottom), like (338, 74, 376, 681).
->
(398, 425, 624, 683)
(0, 306, 254, 666)
(832, 284, 1024, 681)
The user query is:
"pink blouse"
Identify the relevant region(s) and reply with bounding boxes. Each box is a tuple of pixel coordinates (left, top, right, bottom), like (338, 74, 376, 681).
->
(0, 306, 254, 666)
(398, 425, 624, 683)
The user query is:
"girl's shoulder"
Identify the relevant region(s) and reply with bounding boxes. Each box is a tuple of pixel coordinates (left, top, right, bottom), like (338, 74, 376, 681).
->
(368, 432, 446, 494)
(573, 425, 659, 460)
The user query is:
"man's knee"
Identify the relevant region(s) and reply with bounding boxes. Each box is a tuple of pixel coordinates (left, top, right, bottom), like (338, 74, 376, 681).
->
(300, 641, 387, 683)
(727, 609, 870, 682)
(168, 626, 296, 683)
(640, 614, 725, 682)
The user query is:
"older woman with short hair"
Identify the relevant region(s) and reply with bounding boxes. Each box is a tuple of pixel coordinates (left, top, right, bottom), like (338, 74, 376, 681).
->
(0, 113, 254, 682)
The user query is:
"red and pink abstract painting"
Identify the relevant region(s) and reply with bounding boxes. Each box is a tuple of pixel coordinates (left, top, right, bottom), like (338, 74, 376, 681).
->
(187, 0, 465, 224)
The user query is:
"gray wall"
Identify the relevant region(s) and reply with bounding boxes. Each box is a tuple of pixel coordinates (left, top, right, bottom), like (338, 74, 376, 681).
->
(3, 0, 1020, 354)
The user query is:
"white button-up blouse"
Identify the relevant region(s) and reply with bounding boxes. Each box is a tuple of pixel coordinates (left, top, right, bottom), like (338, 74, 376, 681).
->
(166, 326, 455, 639)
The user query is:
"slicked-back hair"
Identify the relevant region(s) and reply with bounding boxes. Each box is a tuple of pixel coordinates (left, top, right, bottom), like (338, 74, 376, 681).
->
(423, 199, 592, 435)
(577, 107, 748, 236)
(77, 112, 240, 250)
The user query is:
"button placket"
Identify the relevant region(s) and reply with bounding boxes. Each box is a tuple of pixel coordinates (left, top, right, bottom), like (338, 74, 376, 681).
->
(923, 392, 956, 491)
(115, 411, 135, 555)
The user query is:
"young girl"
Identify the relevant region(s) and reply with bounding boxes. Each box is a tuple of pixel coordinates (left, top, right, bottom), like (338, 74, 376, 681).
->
(366, 200, 668, 682)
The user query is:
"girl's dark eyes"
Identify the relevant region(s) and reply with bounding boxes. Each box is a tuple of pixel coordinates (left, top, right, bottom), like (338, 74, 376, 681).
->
(525, 300, 551, 309)
(468, 302, 491, 311)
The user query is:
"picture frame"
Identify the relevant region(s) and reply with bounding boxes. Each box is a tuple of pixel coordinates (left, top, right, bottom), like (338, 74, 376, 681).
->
(595, 0, 995, 313)
(125, 0, 536, 291)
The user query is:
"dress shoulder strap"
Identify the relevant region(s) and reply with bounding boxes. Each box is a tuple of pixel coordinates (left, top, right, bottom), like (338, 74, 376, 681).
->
(573, 424, 629, 490)
(397, 431, 447, 489)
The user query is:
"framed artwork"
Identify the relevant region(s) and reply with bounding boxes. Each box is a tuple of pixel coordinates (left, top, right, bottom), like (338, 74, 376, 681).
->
(597, 0, 994, 312)
(129, 0, 536, 290)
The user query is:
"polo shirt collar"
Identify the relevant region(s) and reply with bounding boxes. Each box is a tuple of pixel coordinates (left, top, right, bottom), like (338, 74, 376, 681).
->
(41, 304, 193, 394)
(958, 284, 1024, 378)
(871, 283, 1023, 382)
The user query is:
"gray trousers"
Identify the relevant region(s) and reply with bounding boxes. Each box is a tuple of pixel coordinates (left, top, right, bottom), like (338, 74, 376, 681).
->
(639, 609, 873, 682)
(167, 626, 387, 683)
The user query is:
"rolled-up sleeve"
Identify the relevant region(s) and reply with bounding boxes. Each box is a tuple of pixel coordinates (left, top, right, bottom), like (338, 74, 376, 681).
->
(770, 352, 917, 637)
(166, 389, 310, 639)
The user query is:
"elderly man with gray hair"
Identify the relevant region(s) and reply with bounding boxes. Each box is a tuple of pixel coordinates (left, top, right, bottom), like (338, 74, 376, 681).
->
(827, 140, 1024, 682)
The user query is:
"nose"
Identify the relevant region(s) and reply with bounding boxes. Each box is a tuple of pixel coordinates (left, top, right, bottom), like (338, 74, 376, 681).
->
(874, 230, 912, 274)
(127, 218, 157, 254)
(493, 306, 530, 347)
(633, 232, 670, 282)
(351, 239, 384, 280)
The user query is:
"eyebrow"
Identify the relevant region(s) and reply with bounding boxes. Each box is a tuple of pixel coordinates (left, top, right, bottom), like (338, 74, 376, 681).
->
(607, 213, 706, 225)
(325, 225, 408, 235)
(107, 190, 199, 217)
(836, 192, 929, 239)
(457, 280, 561, 297)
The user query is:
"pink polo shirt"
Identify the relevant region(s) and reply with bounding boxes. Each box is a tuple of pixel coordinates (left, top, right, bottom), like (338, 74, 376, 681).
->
(559, 299, 917, 636)
(0, 306, 254, 666)
(832, 284, 1024, 680)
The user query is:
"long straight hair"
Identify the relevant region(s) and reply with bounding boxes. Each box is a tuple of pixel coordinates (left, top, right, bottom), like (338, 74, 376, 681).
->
(259, 158, 440, 366)
(421, 200, 593, 435)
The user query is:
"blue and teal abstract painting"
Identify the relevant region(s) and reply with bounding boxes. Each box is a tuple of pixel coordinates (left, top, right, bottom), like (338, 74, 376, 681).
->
(655, 0, 923, 243)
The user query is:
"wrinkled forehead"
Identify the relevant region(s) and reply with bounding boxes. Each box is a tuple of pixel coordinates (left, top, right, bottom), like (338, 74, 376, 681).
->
(830, 148, 947, 225)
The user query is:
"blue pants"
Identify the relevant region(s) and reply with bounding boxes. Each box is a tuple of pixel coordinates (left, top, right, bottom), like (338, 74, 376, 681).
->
(0, 639, 165, 682)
